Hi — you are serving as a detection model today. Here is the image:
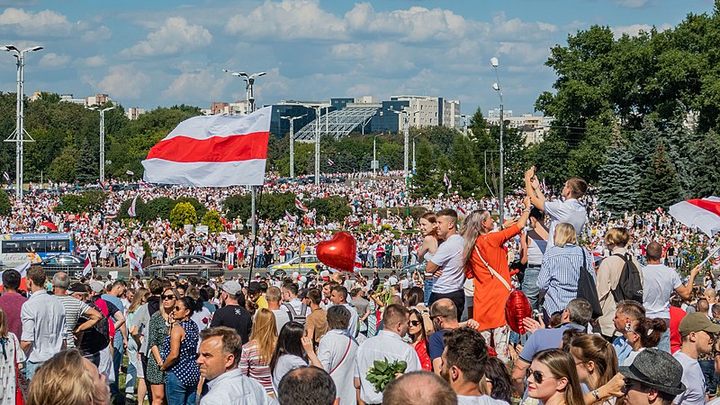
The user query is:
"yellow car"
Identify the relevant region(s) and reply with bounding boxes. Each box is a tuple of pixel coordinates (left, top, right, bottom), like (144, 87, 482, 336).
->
(268, 254, 322, 275)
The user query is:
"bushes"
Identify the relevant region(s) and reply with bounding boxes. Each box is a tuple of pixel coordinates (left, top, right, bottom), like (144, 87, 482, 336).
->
(144, 197, 175, 220)
(308, 196, 351, 222)
(170, 202, 197, 229)
(0, 189, 11, 216)
(54, 191, 108, 214)
(202, 210, 224, 233)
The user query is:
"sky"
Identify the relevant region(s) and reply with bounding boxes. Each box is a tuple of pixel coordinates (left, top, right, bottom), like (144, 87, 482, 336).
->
(0, 0, 714, 117)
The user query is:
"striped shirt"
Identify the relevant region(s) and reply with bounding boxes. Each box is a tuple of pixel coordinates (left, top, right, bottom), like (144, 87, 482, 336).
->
(239, 340, 274, 395)
(538, 244, 595, 315)
(56, 295, 91, 348)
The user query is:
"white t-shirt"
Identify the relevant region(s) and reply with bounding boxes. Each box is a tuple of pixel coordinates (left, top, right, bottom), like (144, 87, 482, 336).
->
(271, 309, 291, 332)
(642, 264, 682, 319)
(674, 351, 705, 405)
(544, 198, 587, 248)
(458, 395, 509, 405)
(272, 354, 307, 393)
(430, 234, 466, 294)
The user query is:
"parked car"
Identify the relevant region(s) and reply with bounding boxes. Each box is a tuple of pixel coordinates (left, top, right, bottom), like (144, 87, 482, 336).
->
(146, 255, 225, 278)
(267, 255, 323, 277)
(41, 254, 85, 277)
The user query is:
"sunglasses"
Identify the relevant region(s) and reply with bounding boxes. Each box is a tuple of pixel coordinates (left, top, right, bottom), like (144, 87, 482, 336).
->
(173, 306, 185, 312)
(526, 369, 554, 385)
(408, 320, 421, 326)
(162, 295, 176, 301)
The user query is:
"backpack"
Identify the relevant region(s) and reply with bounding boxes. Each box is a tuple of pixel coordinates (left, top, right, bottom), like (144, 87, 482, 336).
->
(611, 253, 644, 304)
(575, 248, 603, 319)
(284, 302, 308, 325)
(77, 301, 110, 355)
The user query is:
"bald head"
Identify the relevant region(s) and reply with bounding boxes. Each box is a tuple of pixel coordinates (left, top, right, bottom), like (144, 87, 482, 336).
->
(430, 298, 457, 322)
(382, 371, 457, 405)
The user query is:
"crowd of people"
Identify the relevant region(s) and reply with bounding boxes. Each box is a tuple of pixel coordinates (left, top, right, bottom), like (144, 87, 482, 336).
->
(0, 166, 719, 405)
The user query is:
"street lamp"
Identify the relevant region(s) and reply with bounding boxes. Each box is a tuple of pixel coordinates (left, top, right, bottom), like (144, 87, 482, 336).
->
(222, 69, 266, 112)
(2, 44, 43, 199)
(490, 56, 505, 223)
(372, 133, 381, 178)
(388, 108, 419, 190)
(223, 68, 266, 235)
(314, 107, 328, 186)
(281, 114, 306, 178)
(89, 105, 115, 183)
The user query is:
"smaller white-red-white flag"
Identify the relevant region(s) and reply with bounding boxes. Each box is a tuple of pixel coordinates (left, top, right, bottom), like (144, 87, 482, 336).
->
(128, 195, 138, 218)
(285, 210, 298, 222)
(83, 253, 93, 277)
(295, 197, 308, 212)
(128, 249, 144, 275)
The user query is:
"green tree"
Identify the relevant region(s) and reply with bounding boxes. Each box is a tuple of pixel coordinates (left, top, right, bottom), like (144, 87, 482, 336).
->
(449, 134, 481, 196)
(76, 137, 97, 184)
(223, 194, 251, 222)
(599, 136, 640, 215)
(308, 196, 351, 223)
(174, 196, 207, 219)
(81, 190, 107, 212)
(0, 189, 10, 216)
(54, 194, 86, 214)
(170, 202, 197, 229)
(639, 140, 683, 210)
(201, 210, 224, 233)
(144, 197, 176, 220)
(48, 146, 78, 183)
(690, 130, 720, 197)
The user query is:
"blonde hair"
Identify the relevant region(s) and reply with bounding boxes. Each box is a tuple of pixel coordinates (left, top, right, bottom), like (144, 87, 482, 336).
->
(128, 287, 149, 313)
(249, 308, 277, 363)
(553, 223, 577, 247)
(0, 307, 7, 338)
(533, 349, 585, 405)
(461, 210, 492, 264)
(604, 228, 630, 248)
(569, 334, 618, 389)
(27, 349, 110, 405)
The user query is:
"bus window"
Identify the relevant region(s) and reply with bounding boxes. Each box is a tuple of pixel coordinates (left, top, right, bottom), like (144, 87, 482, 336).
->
(46, 240, 70, 253)
(22, 240, 46, 253)
(1, 241, 21, 253)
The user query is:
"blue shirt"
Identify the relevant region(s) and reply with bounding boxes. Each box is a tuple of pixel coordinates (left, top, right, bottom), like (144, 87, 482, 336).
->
(101, 293, 124, 344)
(428, 329, 448, 360)
(519, 323, 586, 363)
(613, 336, 632, 366)
(537, 245, 595, 315)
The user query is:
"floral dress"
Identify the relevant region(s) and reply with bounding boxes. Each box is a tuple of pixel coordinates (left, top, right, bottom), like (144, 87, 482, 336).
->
(146, 311, 170, 385)
(0, 333, 25, 405)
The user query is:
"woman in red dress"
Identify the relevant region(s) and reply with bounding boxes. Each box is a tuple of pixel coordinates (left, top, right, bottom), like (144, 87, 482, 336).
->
(408, 308, 432, 371)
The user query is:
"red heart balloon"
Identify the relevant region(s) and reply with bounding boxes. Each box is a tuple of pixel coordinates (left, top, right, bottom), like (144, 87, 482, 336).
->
(505, 289, 532, 334)
(316, 231, 357, 272)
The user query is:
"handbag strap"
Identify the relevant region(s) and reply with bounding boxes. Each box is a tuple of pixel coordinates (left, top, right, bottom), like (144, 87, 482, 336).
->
(474, 246, 512, 292)
(329, 337, 352, 375)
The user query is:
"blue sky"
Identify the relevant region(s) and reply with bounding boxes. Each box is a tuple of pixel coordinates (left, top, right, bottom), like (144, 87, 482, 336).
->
(0, 0, 714, 116)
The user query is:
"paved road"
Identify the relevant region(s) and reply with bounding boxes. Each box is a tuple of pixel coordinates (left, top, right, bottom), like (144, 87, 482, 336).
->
(93, 266, 411, 279)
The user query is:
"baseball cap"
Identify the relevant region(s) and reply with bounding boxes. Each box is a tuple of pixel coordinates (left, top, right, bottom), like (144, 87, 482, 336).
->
(221, 280, 243, 295)
(678, 312, 720, 336)
(619, 348, 685, 396)
(88, 280, 105, 294)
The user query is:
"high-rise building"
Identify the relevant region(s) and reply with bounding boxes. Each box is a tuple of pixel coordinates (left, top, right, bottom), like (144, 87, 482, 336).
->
(486, 109, 553, 145)
(125, 107, 146, 120)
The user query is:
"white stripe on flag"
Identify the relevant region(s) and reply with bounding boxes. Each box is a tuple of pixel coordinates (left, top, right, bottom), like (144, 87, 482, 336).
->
(669, 200, 720, 237)
(162, 107, 271, 141)
(143, 159, 267, 187)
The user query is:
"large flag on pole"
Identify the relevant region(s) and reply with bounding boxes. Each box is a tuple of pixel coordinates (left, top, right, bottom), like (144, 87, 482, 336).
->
(83, 253, 93, 277)
(142, 107, 272, 186)
(128, 250, 144, 276)
(669, 197, 720, 237)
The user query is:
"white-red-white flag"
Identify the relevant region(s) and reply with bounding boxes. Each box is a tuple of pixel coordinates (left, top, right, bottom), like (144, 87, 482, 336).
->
(128, 250, 144, 275)
(83, 253, 93, 277)
(142, 107, 272, 187)
(128, 195, 138, 217)
(295, 197, 308, 212)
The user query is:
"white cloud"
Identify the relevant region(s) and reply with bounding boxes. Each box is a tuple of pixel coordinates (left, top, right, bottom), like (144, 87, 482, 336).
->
(121, 17, 212, 57)
(226, 0, 345, 40)
(0, 8, 73, 36)
(81, 56, 106, 67)
(82, 25, 111, 42)
(162, 69, 227, 101)
(96, 65, 150, 99)
(612, 23, 671, 37)
(38, 52, 70, 68)
(615, 0, 648, 8)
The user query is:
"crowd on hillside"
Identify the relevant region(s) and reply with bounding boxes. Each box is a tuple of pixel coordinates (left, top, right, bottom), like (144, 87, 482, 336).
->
(0, 167, 718, 405)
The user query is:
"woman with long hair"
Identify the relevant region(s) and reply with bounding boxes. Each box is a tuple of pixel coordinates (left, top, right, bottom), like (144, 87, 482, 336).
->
(463, 198, 531, 361)
(0, 307, 24, 405)
(527, 349, 584, 405)
(146, 287, 176, 405)
(404, 286, 434, 336)
(568, 334, 619, 404)
(483, 356, 513, 403)
(520, 207, 549, 310)
(269, 321, 307, 392)
(160, 296, 200, 405)
(620, 317, 667, 367)
(127, 287, 149, 404)
(407, 308, 432, 371)
(26, 349, 110, 405)
(538, 223, 596, 322)
(240, 308, 278, 397)
(418, 212, 439, 306)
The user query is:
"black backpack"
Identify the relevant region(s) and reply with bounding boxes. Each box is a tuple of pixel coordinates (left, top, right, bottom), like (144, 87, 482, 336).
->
(576, 248, 603, 319)
(77, 301, 110, 355)
(611, 253, 644, 304)
(283, 302, 308, 325)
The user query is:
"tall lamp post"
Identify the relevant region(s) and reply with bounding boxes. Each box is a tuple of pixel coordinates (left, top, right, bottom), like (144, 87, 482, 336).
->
(223, 68, 266, 234)
(90, 105, 115, 183)
(314, 107, 328, 186)
(281, 114, 306, 178)
(2, 44, 43, 200)
(490, 56, 505, 223)
(388, 108, 419, 190)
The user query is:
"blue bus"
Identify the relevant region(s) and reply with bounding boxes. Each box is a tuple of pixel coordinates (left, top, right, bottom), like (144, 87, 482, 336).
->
(0, 233, 75, 268)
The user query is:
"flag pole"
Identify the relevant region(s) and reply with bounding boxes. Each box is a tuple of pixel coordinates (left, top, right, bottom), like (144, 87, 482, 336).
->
(248, 185, 264, 283)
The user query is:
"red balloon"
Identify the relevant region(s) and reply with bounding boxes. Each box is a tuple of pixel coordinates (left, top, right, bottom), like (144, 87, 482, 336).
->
(316, 231, 357, 272)
(505, 289, 532, 334)
(227, 264, 234, 271)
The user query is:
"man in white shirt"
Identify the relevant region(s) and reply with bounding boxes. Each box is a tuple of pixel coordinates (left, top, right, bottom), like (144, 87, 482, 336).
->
(643, 241, 699, 352)
(524, 166, 587, 247)
(21, 266, 67, 379)
(354, 304, 422, 404)
(197, 326, 270, 405)
(329, 285, 358, 337)
(673, 312, 720, 405)
(266, 286, 291, 332)
(426, 209, 466, 320)
(440, 327, 508, 404)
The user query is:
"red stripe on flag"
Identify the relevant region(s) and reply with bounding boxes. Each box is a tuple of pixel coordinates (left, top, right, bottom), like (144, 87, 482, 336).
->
(146, 131, 270, 163)
(687, 199, 720, 216)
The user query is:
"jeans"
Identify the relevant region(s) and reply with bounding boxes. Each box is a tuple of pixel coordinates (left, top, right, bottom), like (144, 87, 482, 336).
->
(25, 360, 44, 380)
(423, 278, 434, 306)
(657, 326, 671, 353)
(111, 340, 124, 399)
(165, 371, 197, 405)
(429, 289, 465, 321)
(700, 359, 718, 394)
(522, 266, 541, 311)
